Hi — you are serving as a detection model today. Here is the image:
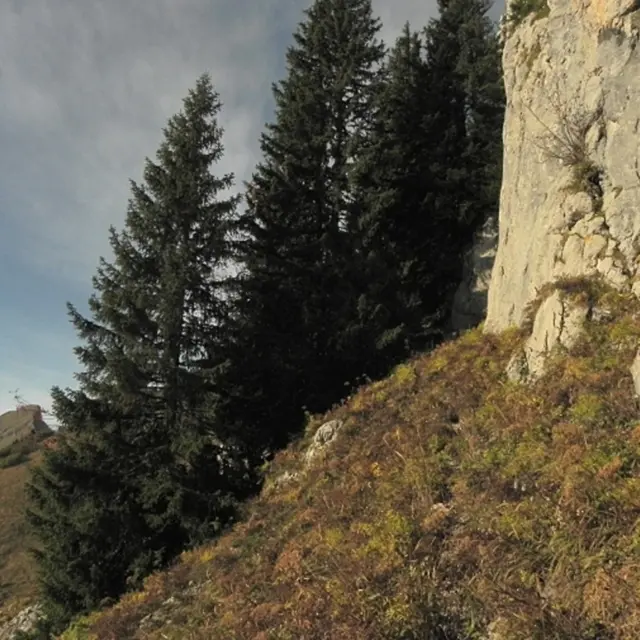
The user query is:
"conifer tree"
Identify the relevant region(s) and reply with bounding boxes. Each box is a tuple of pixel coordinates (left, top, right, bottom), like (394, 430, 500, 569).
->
(352, 23, 444, 368)
(423, 0, 504, 270)
(218, 0, 386, 460)
(26, 74, 247, 632)
(352, 1, 504, 371)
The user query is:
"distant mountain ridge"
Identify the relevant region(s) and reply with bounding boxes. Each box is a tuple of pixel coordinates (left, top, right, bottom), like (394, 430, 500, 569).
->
(0, 407, 50, 634)
(0, 405, 52, 453)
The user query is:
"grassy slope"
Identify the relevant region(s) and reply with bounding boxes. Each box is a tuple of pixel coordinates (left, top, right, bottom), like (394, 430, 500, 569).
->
(63, 280, 640, 640)
(0, 450, 41, 626)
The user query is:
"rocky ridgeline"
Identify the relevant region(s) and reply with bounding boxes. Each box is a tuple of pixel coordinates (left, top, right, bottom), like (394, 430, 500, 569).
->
(0, 405, 51, 452)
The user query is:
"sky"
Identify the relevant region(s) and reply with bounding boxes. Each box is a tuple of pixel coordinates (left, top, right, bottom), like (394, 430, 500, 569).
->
(0, 0, 505, 423)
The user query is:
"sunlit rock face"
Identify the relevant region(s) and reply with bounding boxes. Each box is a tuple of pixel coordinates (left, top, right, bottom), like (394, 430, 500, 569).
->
(485, 0, 640, 333)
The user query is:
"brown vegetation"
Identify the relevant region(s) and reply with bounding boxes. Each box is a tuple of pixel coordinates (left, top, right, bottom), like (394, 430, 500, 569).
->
(60, 280, 640, 639)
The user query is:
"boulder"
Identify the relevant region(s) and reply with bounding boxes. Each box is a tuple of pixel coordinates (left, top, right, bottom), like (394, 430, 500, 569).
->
(304, 419, 344, 465)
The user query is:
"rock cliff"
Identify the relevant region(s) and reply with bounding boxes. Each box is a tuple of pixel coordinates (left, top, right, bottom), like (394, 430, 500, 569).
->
(451, 213, 499, 332)
(0, 405, 51, 452)
(484, 0, 640, 333)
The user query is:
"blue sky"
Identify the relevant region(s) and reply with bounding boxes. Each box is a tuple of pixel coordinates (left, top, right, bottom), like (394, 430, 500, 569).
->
(0, 0, 505, 421)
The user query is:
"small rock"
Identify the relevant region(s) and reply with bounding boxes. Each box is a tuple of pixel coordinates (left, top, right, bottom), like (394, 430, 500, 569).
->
(304, 419, 344, 465)
(629, 348, 640, 396)
(591, 305, 613, 322)
(271, 470, 300, 489)
(0, 604, 44, 640)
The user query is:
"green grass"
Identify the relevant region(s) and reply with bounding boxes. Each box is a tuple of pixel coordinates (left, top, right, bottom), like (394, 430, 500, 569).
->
(59, 279, 640, 638)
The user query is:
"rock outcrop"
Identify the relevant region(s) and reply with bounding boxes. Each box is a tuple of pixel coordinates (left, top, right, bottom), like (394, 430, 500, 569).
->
(303, 419, 344, 465)
(0, 604, 43, 640)
(485, 0, 640, 334)
(0, 405, 51, 452)
(269, 419, 345, 491)
(506, 288, 591, 382)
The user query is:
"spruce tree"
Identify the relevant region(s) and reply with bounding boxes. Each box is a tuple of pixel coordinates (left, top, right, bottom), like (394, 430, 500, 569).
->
(26, 74, 246, 632)
(452, 0, 505, 228)
(422, 0, 504, 274)
(352, 23, 445, 368)
(352, 0, 504, 370)
(218, 0, 385, 460)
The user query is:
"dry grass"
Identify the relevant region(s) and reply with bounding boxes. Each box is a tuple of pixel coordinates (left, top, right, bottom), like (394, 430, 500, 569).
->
(0, 450, 42, 626)
(61, 280, 640, 639)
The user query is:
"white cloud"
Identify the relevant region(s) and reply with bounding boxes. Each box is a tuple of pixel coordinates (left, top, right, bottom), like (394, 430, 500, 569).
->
(0, 0, 505, 420)
(0, 0, 505, 281)
(0, 0, 289, 283)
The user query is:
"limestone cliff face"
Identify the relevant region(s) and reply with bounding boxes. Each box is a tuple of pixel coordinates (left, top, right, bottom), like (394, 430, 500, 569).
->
(484, 0, 640, 333)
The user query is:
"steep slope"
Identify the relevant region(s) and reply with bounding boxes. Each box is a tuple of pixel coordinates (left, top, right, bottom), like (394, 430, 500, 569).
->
(60, 279, 640, 640)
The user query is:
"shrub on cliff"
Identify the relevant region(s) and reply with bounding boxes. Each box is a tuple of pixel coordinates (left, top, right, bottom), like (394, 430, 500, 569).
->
(505, 0, 550, 33)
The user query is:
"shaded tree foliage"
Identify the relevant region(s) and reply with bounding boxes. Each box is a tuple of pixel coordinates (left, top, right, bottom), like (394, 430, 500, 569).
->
(26, 74, 250, 632)
(217, 0, 386, 461)
(353, 0, 504, 375)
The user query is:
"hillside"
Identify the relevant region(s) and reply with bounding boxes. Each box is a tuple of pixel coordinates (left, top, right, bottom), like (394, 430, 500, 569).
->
(0, 406, 53, 628)
(0, 449, 43, 629)
(0, 407, 53, 631)
(58, 279, 640, 640)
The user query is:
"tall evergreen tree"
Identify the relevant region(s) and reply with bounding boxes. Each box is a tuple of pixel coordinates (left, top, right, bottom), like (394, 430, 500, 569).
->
(218, 0, 385, 461)
(452, 0, 505, 228)
(422, 0, 504, 268)
(352, 1, 505, 371)
(352, 23, 445, 368)
(26, 74, 248, 632)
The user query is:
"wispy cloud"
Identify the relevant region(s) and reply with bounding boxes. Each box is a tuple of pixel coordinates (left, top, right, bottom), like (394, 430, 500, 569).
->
(0, 0, 504, 417)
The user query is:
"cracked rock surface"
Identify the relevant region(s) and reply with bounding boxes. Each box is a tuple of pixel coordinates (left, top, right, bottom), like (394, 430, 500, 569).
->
(506, 290, 590, 383)
(486, 0, 640, 333)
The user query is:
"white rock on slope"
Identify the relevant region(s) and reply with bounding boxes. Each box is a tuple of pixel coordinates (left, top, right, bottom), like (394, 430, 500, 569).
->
(506, 289, 590, 383)
(0, 604, 43, 640)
